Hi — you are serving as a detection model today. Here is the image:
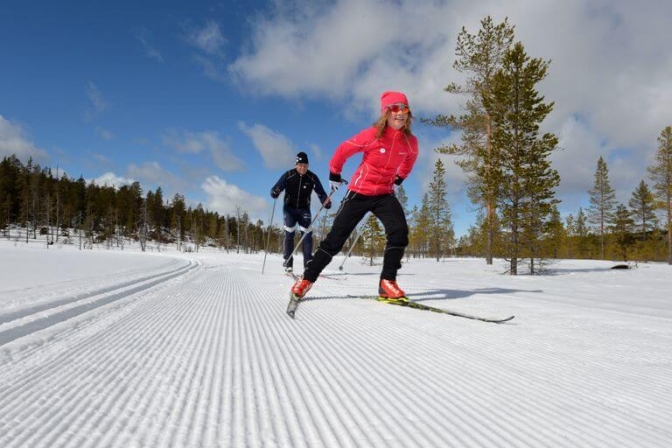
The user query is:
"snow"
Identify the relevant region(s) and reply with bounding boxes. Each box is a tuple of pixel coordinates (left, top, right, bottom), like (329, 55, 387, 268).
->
(1, 240, 671, 447)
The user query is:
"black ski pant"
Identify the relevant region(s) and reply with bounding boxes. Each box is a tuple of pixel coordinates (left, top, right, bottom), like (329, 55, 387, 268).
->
(303, 191, 408, 283)
(282, 205, 313, 268)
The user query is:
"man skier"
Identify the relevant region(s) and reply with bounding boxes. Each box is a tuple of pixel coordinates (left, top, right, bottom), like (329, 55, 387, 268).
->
(270, 151, 330, 272)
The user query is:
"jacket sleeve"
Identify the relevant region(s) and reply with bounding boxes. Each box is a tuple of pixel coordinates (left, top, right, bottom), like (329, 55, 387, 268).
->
(271, 171, 289, 195)
(328, 128, 376, 176)
(396, 134, 419, 181)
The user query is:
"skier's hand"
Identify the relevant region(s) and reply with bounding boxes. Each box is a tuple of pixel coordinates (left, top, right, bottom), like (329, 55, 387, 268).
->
(329, 172, 343, 192)
(270, 187, 281, 199)
(323, 197, 332, 209)
(329, 181, 342, 192)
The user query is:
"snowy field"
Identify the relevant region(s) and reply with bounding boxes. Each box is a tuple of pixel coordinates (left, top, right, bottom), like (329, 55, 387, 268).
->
(1, 240, 671, 447)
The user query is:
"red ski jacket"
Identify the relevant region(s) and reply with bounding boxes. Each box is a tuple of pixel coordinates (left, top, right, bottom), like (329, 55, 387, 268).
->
(329, 126, 419, 196)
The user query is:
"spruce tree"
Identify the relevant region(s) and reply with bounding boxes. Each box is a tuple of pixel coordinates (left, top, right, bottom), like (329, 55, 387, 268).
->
(396, 184, 409, 216)
(545, 205, 564, 259)
(414, 194, 432, 258)
(611, 204, 635, 261)
(422, 16, 514, 265)
(575, 207, 589, 258)
(427, 159, 455, 260)
(483, 42, 559, 275)
(587, 156, 616, 259)
(361, 214, 384, 266)
(407, 204, 420, 258)
(647, 126, 672, 264)
(629, 180, 657, 241)
(564, 213, 576, 258)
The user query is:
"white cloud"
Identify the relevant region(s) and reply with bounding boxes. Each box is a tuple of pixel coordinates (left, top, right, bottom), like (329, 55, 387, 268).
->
(92, 172, 134, 189)
(92, 153, 112, 165)
(201, 175, 268, 221)
(237, 122, 297, 169)
(308, 142, 325, 162)
(127, 161, 188, 197)
(128, 161, 172, 183)
(136, 28, 164, 62)
(95, 127, 113, 140)
(186, 20, 226, 55)
(184, 20, 228, 80)
(163, 130, 244, 172)
(227, 0, 463, 115)
(84, 81, 108, 121)
(0, 115, 48, 162)
(416, 132, 470, 206)
(227, 0, 672, 214)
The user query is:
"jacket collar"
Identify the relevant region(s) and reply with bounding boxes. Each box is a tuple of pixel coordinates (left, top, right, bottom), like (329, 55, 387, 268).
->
(384, 126, 406, 139)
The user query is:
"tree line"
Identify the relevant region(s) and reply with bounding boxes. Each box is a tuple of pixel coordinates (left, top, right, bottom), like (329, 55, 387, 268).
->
(0, 151, 457, 261)
(0, 154, 273, 253)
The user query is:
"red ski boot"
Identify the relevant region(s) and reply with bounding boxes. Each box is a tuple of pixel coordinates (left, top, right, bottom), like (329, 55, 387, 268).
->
(378, 279, 406, 301)
(291, 279, 313, 299)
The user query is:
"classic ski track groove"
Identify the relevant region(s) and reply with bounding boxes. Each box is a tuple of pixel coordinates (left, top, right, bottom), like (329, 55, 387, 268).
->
(0, 258, 198, 346)
(0, 257, 189, 324)
(1, 262, 671, 447)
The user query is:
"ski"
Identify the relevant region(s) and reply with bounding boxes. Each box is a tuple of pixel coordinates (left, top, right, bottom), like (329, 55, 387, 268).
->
(286, 292, 302, 318)
(372, 296, 514, 324)
(319, 273, 346, 281)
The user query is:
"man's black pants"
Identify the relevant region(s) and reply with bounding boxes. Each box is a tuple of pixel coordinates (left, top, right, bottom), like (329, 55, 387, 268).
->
(303, 191, 408, 282)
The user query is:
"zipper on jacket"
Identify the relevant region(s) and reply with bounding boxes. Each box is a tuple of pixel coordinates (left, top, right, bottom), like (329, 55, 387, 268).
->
(296, 175, 303, 208)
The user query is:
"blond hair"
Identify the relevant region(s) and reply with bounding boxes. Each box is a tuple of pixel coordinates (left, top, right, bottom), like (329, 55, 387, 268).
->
(374, 110, 413, 138)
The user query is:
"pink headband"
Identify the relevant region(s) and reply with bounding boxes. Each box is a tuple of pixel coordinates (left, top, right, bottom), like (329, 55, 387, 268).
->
(380, 91, 409, 112)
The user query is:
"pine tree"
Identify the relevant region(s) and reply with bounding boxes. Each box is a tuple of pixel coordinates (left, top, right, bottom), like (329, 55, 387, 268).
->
(629, 180, 657, 240)
(152, 187, 165, 237)
(361, 214, 384, 266)
(0, 156, 23, 230)
(610, 204, 635, 261)
(564, 213, 576, 258)
(170, 193, 186, 248)
(427, 159, 455, 260)
(412, 194, 432, 258)
(422, 16, 515, 266)
(484, 42, 559, 275)
(647, 126, 672, 264)
(396, 184, 409, 216)
(193, 204, 206, 251)
(587, 156, 616, 259)
(574, 207, 590, 258)
(545, 205, 564, 259)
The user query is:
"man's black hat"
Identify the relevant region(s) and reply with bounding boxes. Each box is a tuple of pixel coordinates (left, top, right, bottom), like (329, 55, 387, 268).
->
(296, 151, 309, 165)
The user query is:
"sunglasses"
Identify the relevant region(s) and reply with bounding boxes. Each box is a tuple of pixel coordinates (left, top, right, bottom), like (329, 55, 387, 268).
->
(387, 104, 410, 114)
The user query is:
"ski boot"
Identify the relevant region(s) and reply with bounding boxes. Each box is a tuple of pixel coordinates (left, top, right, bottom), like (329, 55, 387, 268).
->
(291, 279, 313, 299)
(377, 279, 407, 303)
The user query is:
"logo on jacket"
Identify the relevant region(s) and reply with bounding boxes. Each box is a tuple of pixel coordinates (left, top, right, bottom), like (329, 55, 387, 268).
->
(380, 148, 386, 153)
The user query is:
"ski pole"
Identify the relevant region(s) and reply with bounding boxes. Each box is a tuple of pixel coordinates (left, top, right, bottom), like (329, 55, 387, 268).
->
(261, 197, 278, 274)
(283, 183, 344, 268)
(338, 219, 365, 271)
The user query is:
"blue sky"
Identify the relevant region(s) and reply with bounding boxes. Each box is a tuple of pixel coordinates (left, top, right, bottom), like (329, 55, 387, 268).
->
(2, 0, 671, 238)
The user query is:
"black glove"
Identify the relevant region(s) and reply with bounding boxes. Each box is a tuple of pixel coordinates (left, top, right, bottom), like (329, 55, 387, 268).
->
(270, 187, 281, 199)
(394, 175, 404, 186)
(324, 201, 332, 209)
